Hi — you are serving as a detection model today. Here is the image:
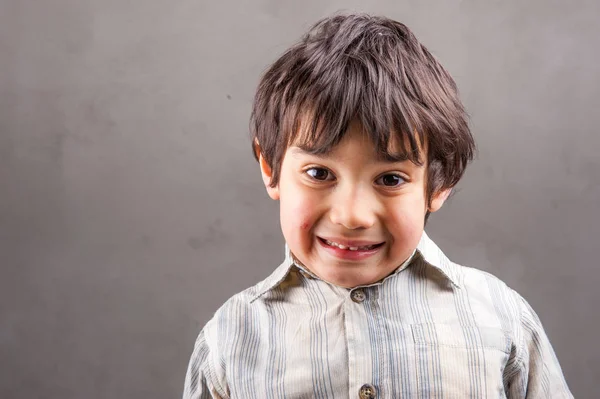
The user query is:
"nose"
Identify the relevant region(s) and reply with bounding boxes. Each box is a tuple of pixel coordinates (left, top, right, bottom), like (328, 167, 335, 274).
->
(329, 184, 377, 230)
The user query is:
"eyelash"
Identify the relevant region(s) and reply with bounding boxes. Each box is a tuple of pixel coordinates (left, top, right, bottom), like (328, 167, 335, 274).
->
(304, 167, 406, 187)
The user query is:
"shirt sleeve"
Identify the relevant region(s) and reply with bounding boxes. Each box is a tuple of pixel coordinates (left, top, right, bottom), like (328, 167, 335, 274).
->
(504, 291, 573, 398)
(182, 326, 227, 399)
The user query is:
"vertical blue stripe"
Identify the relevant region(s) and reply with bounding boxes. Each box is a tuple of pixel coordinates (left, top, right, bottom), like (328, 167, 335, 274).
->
(380, 282, 399, 396)
(417, 261, 445, 399)
(363, 287, 383, 394)
(386, 276, 413, 397)
(305, 277, 334, 398)
(265, 286, 288, 399)
(314, 282, 336, 397)
(408, 259, 431, 398)
(453, 281, 487, 397)
(240, 299, 261, 399)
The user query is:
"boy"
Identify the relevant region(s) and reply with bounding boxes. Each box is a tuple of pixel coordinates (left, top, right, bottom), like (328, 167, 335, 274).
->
(183, 13, 572, 398)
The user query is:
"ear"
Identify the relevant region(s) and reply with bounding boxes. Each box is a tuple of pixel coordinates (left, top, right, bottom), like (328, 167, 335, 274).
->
(428, 188, 452, 213)
(258, 152, 280, 200)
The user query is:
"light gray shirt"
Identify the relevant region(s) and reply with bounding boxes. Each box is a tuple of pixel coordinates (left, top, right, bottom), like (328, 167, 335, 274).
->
(183, 232, 572, 398)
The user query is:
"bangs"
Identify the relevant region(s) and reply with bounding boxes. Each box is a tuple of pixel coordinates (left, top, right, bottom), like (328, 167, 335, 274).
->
(285, 56, 425, 166)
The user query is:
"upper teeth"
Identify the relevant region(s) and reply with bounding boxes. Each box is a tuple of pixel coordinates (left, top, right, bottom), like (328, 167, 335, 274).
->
(324, 239, 376, 251)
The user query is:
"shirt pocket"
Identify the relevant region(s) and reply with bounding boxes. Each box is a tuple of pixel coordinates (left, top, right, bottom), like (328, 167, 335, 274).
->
(410, 323, 511, 398)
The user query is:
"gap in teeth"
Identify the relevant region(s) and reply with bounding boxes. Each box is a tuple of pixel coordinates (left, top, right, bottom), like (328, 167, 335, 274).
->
(324, 239, 375, 251)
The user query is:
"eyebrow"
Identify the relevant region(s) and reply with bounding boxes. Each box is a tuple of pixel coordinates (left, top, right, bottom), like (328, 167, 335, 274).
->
(289, 147, 413, 163)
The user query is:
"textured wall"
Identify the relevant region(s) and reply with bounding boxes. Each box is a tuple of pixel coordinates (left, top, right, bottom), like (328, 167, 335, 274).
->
(1, 0, 598, 397)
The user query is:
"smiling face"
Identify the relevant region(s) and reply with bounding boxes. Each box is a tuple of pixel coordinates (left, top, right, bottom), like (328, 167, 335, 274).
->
(259, 121, 450, 288)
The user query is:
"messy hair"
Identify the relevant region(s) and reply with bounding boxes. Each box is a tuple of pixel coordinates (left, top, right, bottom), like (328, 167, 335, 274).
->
(250, 13, 475, 215)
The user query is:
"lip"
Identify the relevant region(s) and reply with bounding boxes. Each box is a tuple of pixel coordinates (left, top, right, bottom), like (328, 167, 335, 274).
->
(317, 236, 385, 261)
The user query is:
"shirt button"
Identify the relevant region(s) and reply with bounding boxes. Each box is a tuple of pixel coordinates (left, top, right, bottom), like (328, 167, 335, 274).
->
(359, 383, 377, 398)
(351, 289, 366, 303)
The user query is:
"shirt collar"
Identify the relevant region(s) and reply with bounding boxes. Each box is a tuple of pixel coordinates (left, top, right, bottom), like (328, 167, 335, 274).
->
(250, 246, 296, 303)
(415, 231, 462, 288)
(250, 231, 461, 302)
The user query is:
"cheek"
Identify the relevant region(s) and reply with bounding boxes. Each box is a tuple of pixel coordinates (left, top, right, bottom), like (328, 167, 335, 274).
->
(389, 211, 421, 237)
(386, 197, 426, 240)
(280, 191, 322, 239)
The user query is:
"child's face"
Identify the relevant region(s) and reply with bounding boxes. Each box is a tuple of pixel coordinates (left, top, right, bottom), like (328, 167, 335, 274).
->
(259, 121, 450, 288)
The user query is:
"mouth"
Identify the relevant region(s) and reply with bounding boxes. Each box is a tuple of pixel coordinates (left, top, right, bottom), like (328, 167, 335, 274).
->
(317, 237, 385, 253)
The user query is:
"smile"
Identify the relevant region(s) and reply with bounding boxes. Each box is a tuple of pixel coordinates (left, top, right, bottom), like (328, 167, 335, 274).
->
(317, 237, 385, 260)
(322, 239, 379, 251)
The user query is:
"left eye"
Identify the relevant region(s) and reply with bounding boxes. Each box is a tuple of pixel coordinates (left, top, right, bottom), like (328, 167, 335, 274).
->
(375, 174, 405, 187)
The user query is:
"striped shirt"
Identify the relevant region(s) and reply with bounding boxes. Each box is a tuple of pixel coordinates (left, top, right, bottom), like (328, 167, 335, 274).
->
(183, 232, 572, 398)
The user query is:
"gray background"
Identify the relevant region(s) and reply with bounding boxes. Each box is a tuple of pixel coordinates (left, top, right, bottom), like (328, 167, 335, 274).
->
(1, 0, 598, 397)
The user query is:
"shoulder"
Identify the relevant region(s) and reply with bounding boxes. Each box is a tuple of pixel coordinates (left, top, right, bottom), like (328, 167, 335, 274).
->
(183, 266, 291, 398)
(203, 281, 265, 334)
(201, 260, 294, 338)
(451, 260, 528, 325)
(454, 259, 516, 295)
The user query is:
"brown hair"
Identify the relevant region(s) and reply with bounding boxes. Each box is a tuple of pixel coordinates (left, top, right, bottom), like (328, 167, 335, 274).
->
(250, 13, 475, 218)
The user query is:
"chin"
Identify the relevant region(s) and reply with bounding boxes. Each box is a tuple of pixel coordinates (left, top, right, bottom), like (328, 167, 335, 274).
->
(320, 269, 368, 289)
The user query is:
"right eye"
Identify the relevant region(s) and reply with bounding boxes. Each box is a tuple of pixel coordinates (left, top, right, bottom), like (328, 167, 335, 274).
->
(305, 167, 334, 181)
